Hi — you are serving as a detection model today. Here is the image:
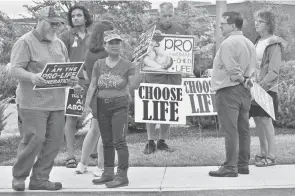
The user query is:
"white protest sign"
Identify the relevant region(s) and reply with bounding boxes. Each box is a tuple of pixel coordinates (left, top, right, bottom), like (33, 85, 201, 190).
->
(182, 78, 217, 116)
(134, 83, 186, 124)
(141, 34, 194, 74)
(252, 83, 276, 120)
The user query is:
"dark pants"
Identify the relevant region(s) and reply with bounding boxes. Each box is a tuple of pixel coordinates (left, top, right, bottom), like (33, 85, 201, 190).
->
(215, 84, 251, 169)
(97, 95, 129, 170)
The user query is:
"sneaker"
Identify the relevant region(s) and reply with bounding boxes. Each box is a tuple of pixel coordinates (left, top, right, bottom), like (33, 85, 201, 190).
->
(12, 178, 25, 191)
(143, 141, 156, 154)
(75, 162, 88, 174)
(156, 140, 169, 151)
(29, 181, 62, 191)
(93, 168, 104, 177)
(209, 166, 238, 177)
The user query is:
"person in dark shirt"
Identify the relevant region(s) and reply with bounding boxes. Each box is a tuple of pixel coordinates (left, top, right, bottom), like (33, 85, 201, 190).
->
(59, 4, 93, 168)
(84, 30, 140, 188)
(143, 2, 186, 155)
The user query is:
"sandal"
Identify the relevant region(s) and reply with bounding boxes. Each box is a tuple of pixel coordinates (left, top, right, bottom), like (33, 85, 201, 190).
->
(65, 157, 77, 168)
(255, 154, 265, 162)
(255, 156, 276, 167)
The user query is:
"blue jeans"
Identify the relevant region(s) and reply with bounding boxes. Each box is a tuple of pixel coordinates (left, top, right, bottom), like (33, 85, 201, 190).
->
(97, 95, 129, 170)
(215, 84, 251, 169)
(13, 109, 65, 183)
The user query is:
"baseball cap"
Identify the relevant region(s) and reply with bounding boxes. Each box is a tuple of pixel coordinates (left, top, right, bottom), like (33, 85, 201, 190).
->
(36, 6, 63, 23)
(104, 29, 123, 42)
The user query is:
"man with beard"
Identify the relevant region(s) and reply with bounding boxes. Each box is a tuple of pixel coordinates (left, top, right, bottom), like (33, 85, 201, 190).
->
(10, 6, 77, 191)
(59, 4, 93, 169)
(143, 2, 186, 154)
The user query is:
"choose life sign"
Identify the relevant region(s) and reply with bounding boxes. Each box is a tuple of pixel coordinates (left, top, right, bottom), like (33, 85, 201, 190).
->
(182, 78, 217, 116)
(33, 62, 83, 90)
(134, 83, 186, 124)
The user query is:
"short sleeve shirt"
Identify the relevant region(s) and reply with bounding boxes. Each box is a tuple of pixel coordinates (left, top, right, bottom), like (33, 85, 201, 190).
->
(92, 58, 135, 98)
(10, 29, 68, 111)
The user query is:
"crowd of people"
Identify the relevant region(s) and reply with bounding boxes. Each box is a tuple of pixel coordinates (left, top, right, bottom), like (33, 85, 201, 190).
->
(8, 1, 285, 192)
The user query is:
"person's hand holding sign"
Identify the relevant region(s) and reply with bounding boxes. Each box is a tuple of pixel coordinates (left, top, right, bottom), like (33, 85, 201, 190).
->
(82, 104, 92, 116)
(31, 73, 47, 86)
(67, 76, 79, 87)
(73, 84, 83, 95)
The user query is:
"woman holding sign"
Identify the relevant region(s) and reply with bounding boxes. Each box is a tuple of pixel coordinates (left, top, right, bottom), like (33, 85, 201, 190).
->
(249, 9, 287, 167)
(75, 20, 114, 176)
(84, 30, 140, 188)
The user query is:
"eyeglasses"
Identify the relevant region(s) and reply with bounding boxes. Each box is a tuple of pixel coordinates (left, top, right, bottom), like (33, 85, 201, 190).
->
(255, 20, 267, 24)
(44, 18, 62, 28)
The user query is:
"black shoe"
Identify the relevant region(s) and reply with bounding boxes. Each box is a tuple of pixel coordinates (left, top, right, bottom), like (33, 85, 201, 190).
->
(156, 140, 169, 151)
(143, 140, 156, 154)
(209, 166, 238, 177)
(238, 166, 249, 174)
(29, 181, 62, 191)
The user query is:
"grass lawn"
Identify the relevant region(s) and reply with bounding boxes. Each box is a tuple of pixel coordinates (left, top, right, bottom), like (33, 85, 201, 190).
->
(1, 125, 295, 167)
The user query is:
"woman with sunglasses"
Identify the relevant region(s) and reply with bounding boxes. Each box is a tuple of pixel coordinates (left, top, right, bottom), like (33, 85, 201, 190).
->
(250, 9, 287, 167)
(84, 30, 140, 188)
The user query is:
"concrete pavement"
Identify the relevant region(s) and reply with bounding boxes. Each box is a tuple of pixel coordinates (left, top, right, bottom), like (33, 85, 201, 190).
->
(0, 165, 295, 195)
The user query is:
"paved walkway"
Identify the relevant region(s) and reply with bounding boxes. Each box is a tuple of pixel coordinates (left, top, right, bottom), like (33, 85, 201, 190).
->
(0, 165, 295, 195)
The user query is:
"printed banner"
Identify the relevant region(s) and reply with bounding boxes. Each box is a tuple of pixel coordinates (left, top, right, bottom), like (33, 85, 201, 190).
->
(65, 88, 84, 117)
(141, 34, 194, 74)
(134, 83, 186, 124)
(33, 62, 83, 90)
(252, 83, 275, 120)
(131, 25, 156, 62)
(182, 78, 217, 116)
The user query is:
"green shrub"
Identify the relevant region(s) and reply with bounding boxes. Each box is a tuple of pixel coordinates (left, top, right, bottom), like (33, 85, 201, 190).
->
(275, 60, 295, 128)
(0, 64, 17, 102)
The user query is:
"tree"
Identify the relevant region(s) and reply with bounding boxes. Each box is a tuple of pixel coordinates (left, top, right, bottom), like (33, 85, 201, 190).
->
(0, 11, 15, 64)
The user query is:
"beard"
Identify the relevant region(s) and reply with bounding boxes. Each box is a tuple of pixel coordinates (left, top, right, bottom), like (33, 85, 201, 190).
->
(44, 31, 57, 41)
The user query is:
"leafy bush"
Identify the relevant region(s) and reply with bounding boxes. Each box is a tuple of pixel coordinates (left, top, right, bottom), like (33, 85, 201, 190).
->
(0, 64, 17, 102)
(275, 60, 295, 128)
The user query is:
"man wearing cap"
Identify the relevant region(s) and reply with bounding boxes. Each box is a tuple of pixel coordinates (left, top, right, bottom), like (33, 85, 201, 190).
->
(10, 6, 77, 191)
(59, 4, 93, 169)
(209, 11, 256, 177)
(143, 2, 186, 154)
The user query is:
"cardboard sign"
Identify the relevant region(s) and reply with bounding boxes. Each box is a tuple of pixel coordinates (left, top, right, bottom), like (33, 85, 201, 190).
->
(141, 34, 194, 74)
(252, 83, 276, 120)
(33, 62, 83, 90)
(182, 78, 217, 116)
(131, 25, 156, 62)
(65, 88, 84, 117)
(134, 83, 186, 124)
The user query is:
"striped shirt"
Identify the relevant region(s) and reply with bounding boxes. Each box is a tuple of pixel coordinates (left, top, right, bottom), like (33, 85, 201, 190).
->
(10, 29, 68, 111)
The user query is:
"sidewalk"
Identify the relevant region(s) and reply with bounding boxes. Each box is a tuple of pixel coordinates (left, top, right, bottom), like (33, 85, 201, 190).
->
(1, 165, 295, 196)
